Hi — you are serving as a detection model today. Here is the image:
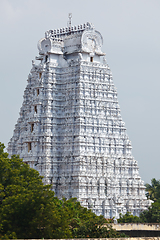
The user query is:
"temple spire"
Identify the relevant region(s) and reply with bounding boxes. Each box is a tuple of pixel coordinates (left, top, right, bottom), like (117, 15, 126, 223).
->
(8, 20, 150, 219)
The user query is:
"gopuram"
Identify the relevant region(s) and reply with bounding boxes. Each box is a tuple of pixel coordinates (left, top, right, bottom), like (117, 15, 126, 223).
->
(8, 20, 150, 218)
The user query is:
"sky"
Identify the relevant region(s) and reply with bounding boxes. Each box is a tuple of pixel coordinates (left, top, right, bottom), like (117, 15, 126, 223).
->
(0, 0, 160, 184)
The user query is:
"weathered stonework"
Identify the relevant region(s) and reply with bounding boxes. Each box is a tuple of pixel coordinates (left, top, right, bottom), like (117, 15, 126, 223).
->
(8, 22, 150, 218)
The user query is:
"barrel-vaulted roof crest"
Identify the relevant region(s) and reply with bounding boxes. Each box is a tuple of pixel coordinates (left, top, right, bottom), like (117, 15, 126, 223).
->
(45, 22, 95, 39)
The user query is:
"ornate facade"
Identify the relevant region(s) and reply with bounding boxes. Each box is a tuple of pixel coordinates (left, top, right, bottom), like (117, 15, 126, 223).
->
(8, 22, 150, 218)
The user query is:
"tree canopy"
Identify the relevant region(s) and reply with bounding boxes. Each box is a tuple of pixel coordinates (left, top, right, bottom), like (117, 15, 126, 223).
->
(0, 142, 123, 239)
(0, 142, 72, 239)
(118, 212, 142, 223)
(140, 202, 160, 223)
(145, 178, 160, 202)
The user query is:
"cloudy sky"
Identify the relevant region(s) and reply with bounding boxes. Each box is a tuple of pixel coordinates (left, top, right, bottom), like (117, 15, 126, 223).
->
(0, 0, 160, 184)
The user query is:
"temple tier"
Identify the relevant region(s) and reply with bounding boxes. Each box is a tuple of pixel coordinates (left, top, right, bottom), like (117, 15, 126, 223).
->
(8, 22, 150, 218)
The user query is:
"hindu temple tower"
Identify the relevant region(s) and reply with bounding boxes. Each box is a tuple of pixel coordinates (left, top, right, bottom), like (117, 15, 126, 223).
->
(8, 20, 149, 218)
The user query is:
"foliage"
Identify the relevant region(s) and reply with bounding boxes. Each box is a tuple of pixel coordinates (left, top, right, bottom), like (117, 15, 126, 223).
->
(117, 212, 142, 223)
(0, 142, 124, 239)
(145, 178, 160, 202)
(0, 143, 71, 239)
(139, 202, 160, 223)
(139, 178, 160, 223)
(62, 198, 124, 238)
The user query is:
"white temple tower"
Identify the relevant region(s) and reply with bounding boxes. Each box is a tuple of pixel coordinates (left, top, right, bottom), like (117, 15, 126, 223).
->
(8, 22, 150, 218)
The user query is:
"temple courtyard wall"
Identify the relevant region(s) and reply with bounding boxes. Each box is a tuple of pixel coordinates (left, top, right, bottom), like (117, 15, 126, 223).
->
(112, 224, 160, 237)
(9, 224, 160, 239)
(10, 238, 160, 240)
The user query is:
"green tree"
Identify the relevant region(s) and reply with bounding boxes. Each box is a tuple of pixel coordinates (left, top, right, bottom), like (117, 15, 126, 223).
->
(145, 178, 160, 202)
(61, 198, 125, 238)
(0, 143, 71, 239)
(139, 202, 160, 223)
(117, 212, 142, 223)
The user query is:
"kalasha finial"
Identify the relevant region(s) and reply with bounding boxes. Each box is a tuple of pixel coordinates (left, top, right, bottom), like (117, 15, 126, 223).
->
(68, 13, 72, 27)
